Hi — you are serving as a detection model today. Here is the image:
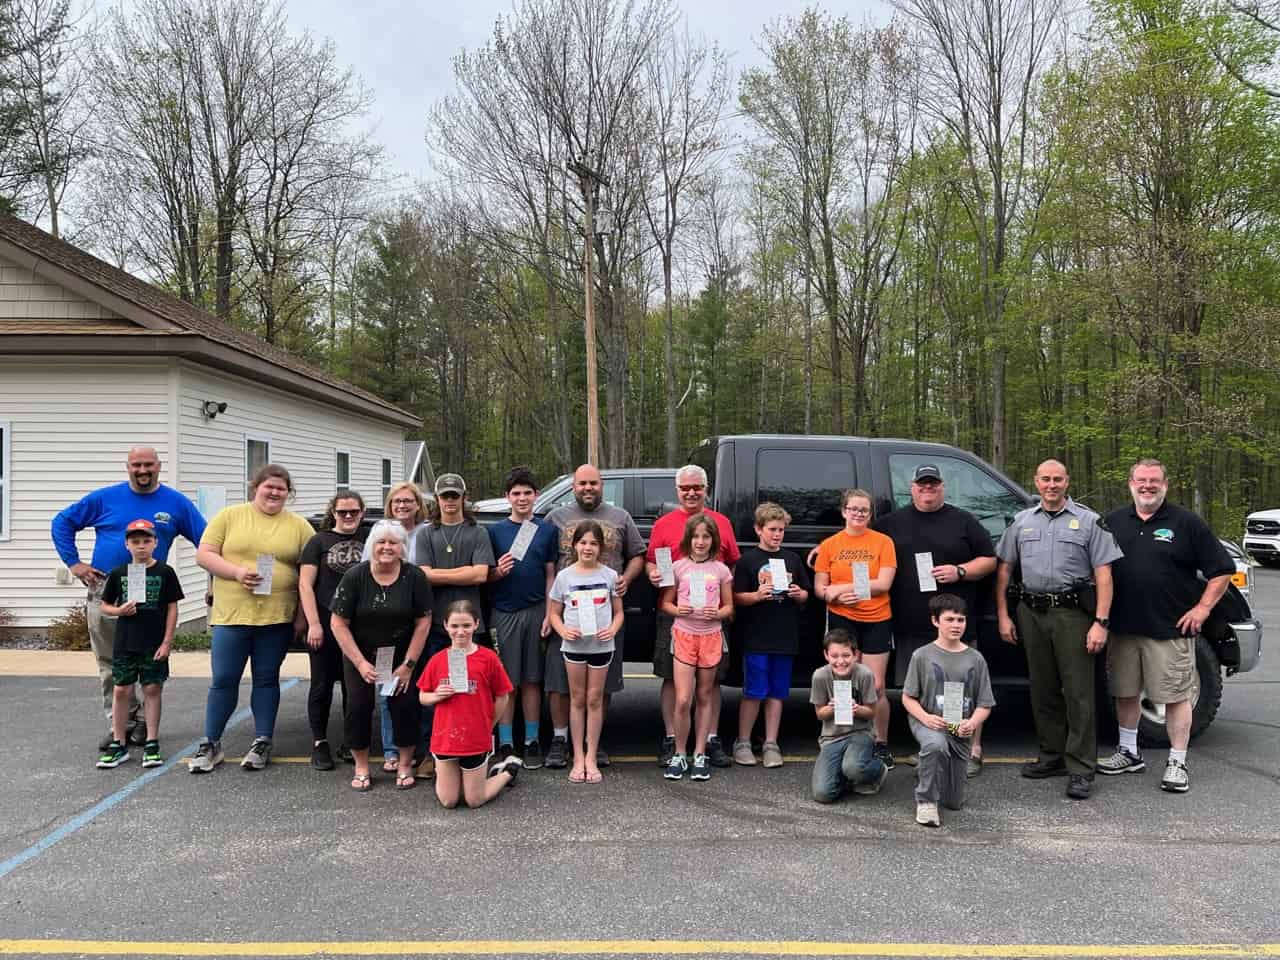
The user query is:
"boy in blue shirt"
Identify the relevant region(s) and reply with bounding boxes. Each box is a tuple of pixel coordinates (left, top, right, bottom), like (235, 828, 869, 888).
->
(96, 520, 185, 768)
(487, 466, 559, 769)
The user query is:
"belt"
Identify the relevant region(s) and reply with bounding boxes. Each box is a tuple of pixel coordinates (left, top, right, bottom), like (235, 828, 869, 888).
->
(1022, 590, 1079, 610)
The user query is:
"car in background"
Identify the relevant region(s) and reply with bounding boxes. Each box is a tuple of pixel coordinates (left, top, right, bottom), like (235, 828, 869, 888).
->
(1221, 538, 1254, 603)
(471, 468, 679, 521)
(1244, 508, 1280, 567)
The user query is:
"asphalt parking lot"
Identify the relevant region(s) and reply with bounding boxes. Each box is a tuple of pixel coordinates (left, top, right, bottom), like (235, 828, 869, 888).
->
(2, 574, 1279, 959)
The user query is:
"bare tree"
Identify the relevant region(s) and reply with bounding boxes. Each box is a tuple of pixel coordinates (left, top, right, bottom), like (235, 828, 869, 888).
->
(893, 0, 1059, 468)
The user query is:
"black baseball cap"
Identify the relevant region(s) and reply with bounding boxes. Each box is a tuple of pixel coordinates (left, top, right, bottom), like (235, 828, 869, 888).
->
(912, 464, 943, 483)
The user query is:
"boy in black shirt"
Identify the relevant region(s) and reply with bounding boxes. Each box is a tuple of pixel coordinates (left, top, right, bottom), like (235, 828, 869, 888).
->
(97, 519, 184, 769)
(732, 503, 811, 767)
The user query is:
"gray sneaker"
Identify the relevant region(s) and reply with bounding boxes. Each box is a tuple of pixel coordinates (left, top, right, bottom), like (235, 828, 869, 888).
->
(188, 740, 223, 774)
(761, 741, 784, 768)
(732, 738, 757, 766)
(915, 801, 941, 827)
(1160, 758, 1189, 793)
(1097, 748, 1146, 775)
(240, 737, 272, 771)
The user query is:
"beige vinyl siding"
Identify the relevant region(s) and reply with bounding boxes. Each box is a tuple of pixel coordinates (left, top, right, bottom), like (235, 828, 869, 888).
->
(0, 254, 121, 320)
(0, 357, 192, 629)
(177, 361, 404, 519)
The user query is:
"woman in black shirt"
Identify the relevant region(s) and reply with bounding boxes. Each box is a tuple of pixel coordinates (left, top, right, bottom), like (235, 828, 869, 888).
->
(330, 520, 432, 790)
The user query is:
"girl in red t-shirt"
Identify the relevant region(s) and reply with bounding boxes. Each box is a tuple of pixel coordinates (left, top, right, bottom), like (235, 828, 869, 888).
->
(418, 600, 520, 808)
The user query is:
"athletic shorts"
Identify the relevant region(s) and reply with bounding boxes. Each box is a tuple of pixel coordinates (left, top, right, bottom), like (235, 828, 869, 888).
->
(432, 751, 489, 771)
(545, 631, 624, 695)
(492, 604, 545, 685)
(563, 650, 613, 669)
(743, 652, 793, 700)
(655, 614, 729, 680)
(672, 625, 723, 669)
(1107, 633, 1196, 704)
(827, 613, 893, 655)
(112, 651, 169, 687)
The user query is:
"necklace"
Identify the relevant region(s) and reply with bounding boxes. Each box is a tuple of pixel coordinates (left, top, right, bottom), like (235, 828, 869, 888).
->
(440, 522, 463, 554)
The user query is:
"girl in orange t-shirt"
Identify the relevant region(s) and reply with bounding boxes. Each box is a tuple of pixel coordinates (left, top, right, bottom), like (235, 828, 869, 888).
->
(814, 489, 897, 762)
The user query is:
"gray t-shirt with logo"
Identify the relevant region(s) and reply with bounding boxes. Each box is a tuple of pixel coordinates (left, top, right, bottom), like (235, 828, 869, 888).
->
(414, 521, 496, 630)
(545, 502, 645, 575)
(809, 663, 878, 745)
(902, 642, 996, 720)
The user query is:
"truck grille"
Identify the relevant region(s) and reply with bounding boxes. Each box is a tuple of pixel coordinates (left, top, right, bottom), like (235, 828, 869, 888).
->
(1247, 519, 1280, 536)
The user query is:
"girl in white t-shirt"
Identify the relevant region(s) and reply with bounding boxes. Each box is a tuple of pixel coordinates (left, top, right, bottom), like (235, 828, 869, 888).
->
(658, 513, 733, 782)
(548, 520, 624, 784)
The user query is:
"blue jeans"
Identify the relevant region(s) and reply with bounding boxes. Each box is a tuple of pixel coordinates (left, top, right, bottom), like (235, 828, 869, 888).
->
(811, 732, 882, 803)
(205, 623, 292, 741)
(379, 693, 396, 760)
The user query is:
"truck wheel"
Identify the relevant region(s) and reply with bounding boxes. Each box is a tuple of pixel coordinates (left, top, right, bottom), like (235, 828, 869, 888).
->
(1137, 636, 1222, 748)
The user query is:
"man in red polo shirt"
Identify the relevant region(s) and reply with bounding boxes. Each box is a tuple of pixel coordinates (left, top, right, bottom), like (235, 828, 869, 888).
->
(646, 464, 741, 767)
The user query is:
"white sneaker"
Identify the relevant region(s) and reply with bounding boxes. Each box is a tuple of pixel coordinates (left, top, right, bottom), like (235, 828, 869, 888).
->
(915, 801, 941, 827)
(240, 737, 272, 771)
(189, 740, 223, 774)
(1097, 747, 1145, 775)
(1160, 758, 1189, 793)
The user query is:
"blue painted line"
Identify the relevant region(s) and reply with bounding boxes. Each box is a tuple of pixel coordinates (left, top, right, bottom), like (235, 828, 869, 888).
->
(0, 677, 300, 880)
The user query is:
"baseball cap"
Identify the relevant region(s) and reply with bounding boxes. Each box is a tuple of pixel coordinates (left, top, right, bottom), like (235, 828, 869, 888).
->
(435, 473, 467, 496)
(912, 464, 943, 483)
(125, 518, 156, 536)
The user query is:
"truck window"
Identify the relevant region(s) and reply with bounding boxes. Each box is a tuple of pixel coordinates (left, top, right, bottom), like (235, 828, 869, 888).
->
(756, 448, 856, 527)
(546, 477, 624, 510)
(641, 476, 675, 517)
(888, 454, 1024, 537)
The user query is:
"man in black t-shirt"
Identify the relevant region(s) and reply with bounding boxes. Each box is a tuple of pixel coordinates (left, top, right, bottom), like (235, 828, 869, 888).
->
(1098, 458, 1234, 794)
(874, 464, 996, 773)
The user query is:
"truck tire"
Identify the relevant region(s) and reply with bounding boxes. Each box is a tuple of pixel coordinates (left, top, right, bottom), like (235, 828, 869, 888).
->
(1136, 636, 1222, 748)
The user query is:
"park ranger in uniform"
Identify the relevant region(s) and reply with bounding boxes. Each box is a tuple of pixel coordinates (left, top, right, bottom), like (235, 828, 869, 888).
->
(995, 459, 1123, 800)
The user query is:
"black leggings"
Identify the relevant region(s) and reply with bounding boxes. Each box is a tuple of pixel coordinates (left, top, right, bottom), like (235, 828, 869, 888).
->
(307, 614, 348, 741)
(342, 641, 419, 752)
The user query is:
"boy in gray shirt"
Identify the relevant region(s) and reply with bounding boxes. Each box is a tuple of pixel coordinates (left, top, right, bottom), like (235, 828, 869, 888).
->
(902, 593, 995, 827)
(809, 629, 887, 803)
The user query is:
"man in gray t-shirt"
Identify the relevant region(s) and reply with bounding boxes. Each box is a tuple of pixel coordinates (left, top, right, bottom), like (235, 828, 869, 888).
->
(808, 633, 886, 803)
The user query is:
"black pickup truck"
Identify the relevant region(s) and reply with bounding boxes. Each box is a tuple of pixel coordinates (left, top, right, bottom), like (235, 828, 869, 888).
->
(609, 434, 1260, 746)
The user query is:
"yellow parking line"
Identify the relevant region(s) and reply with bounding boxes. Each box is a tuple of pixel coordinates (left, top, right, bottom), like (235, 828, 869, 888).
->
(2, 940, 1278, 957)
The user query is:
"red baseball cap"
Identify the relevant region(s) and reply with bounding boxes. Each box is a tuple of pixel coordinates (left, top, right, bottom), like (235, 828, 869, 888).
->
(125, 519, 156, 535)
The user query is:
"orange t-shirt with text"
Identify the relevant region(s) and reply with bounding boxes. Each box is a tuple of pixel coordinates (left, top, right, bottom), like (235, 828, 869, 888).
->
(815, 528, 896, 623)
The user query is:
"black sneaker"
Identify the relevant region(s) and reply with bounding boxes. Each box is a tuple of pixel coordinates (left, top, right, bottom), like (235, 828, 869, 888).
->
(545, 735, 569, 769)
(336, 743, 354, 764)
(488, 754, 523, 786)
(705, 736, 731, 768)
(873, 742, 896, 770)
(96, 740, 129, 769)
(141, 740, 163, 768)
(657, 735, 677, 767)
(490, 743, 515, 774)
(311, 740, 335, 771)
(523, 739, 544, 770)
(689, 753, 712, 780)
(1066, 774, 1092, 800)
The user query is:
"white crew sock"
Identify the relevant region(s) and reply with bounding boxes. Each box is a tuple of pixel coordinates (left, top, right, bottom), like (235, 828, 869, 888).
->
(1118, 725, 1139, 754)
(553, 726, 569, 739)
(1168, 748, 1187, 764)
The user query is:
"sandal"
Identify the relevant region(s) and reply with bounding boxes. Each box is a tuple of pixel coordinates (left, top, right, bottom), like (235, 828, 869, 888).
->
(568, 768, 587, 783)
(350, 772, 372, 792)
(395, 773, 416, 790)
(585, 769, 603, 784)
(382, 755, 399, 773)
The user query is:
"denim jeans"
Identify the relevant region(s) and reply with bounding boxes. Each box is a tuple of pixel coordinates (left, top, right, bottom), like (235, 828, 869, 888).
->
(811, 732, 882, 803)
(378, 693, 397, 760)
(205, 622, 292, 741)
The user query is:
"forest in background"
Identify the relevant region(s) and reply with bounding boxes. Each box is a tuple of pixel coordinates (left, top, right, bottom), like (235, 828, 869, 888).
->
(2, 0, 1279, 531)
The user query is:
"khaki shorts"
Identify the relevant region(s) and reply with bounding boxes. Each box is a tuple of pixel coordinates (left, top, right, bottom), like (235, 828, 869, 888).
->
(1107, 633, 1196, 704)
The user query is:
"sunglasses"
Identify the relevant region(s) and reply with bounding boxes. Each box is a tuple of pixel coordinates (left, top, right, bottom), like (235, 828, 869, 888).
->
(334, 509, 362, 518)
(438, 491, 462, 500)
(677, 485, 705, 493)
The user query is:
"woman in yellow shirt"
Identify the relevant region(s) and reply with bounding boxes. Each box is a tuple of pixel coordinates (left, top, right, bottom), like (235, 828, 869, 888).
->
(814, 488, 897, 767)
(190, 464, 315, 774)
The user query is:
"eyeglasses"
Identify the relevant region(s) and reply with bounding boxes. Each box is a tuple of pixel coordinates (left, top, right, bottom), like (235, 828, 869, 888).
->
(843, 506, 871, 515)
(677, 485, 705, 493)
(334, 509, 362, 518)
(390, 498, 417, 506)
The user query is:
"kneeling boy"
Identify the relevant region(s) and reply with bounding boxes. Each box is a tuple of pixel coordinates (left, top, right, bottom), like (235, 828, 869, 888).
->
(97, 519, 183, 769)
(901, 594, 994, 827)
(809, 629, 886, 802)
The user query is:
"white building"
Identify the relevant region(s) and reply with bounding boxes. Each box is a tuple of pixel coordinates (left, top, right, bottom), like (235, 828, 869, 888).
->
(0, 216, 422, 632)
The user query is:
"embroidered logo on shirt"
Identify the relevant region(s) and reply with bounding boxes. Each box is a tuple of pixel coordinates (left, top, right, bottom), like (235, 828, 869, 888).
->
(153, 512, 172, 525)
(1154, 528, 1174, 543)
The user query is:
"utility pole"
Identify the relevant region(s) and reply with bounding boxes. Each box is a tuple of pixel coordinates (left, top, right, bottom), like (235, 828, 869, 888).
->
(569, 157, 611, 467)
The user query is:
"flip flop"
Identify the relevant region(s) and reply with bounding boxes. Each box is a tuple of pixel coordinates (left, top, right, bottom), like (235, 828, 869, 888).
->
(350, 772, 372, 792)
(585, 770, 603, 784)
(395, 774, 416, 790)
(382, 756, 399, 773)
(568, 769, 587, 783)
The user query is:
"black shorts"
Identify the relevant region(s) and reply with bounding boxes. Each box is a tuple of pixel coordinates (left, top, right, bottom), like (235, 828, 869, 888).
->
(432, 752, 489, 771)
(827, 613, 894, 655)
(563, 650, 614, 669)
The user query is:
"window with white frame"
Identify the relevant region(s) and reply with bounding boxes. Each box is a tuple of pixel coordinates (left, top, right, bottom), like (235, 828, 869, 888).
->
(336, 451, 351, 492)
(381, 458, 392, 504)
(245, 436, 270, 501)
(0, 421, 9, 540)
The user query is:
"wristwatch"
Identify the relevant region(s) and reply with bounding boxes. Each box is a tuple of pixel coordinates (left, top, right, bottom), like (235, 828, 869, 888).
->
(1093, 617, 1110, 629)
(402, 657, 417, 670)
(956, 565, 967, 581)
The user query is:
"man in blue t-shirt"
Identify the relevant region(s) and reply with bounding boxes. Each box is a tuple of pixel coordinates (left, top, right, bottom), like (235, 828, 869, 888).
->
(487, 466, 560, 770)
(51, 446, 206, 747)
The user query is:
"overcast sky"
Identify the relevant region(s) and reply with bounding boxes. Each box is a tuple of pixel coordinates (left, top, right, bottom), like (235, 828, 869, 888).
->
(282, 0, 891, 183)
